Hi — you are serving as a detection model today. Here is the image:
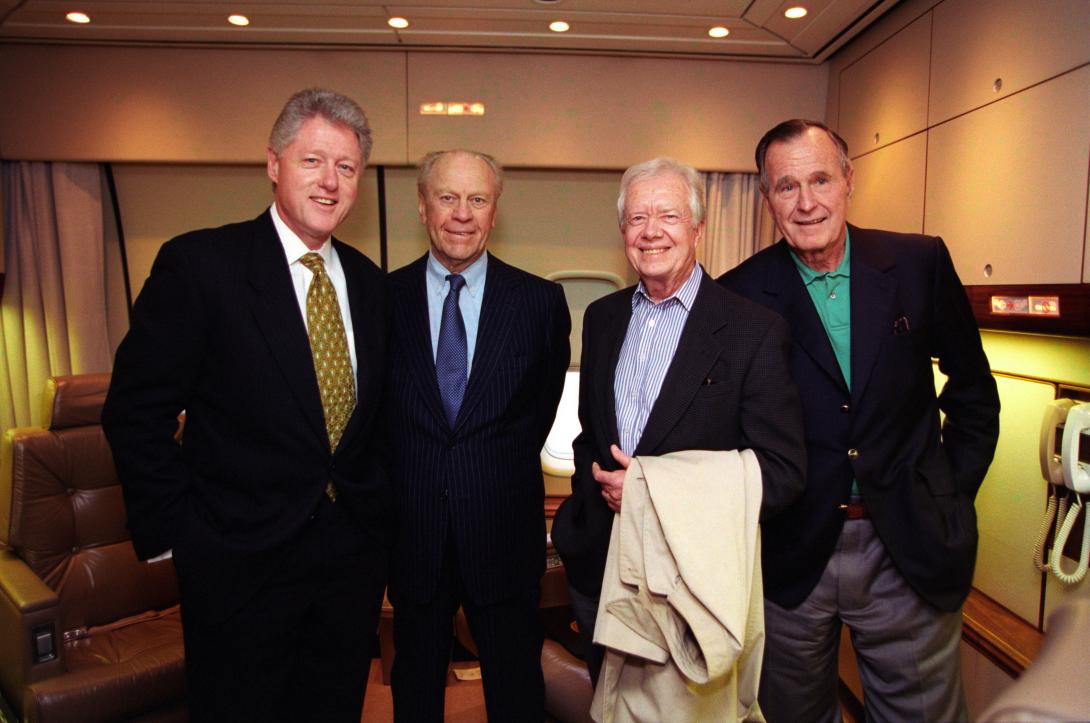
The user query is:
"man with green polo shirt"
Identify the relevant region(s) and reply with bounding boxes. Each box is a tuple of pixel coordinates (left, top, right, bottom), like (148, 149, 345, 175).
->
(719, 119, 1000, 722)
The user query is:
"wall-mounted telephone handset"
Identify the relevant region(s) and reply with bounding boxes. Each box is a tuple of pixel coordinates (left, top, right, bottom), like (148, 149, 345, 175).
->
(1033, 399, 1075, 572)
(1051, 402, 1090, 584)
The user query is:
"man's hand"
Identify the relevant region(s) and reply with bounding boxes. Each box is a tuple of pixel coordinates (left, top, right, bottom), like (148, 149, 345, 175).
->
(594, 444, 631, 513)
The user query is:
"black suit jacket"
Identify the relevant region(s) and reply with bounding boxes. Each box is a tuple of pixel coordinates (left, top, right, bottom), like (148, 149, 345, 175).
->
(103, 210, 391, 622)
(719, 225, 1000, 611)
(384, 253, 570, 606)
(551, 271, 807, 597)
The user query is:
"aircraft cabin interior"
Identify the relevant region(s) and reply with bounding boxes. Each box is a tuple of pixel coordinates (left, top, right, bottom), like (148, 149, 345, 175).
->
(0, 0, 1088, 720)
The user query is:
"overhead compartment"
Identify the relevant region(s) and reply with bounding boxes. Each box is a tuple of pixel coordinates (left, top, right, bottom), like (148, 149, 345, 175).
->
(925, 66, 1090, 286)
(837, 13, 930, 157)
(847, 132, 927, 234)
(928, 0, 1090, 127)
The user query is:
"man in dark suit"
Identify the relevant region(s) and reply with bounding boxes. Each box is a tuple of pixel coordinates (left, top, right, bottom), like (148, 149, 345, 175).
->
(719, 119, 1001, 722)
(102, 88, 390, 722)
(551, 157, 808, 687)
(384, 149, 570, 721)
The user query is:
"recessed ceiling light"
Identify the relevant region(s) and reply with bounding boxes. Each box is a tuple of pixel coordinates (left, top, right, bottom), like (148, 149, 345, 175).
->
(227, 14, 249, 27)
(708, 26, 730, 38)
(65, 11, 91, 24)
(549, 20, 570, 33)
(784, 6, 808, 19)
(388, 17, 409, 29)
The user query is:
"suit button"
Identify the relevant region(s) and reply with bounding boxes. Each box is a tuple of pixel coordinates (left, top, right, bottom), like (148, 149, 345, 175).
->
(440, 489, 449, 500)
(840, 403, 850, 413)
(847, 448, 859, 459)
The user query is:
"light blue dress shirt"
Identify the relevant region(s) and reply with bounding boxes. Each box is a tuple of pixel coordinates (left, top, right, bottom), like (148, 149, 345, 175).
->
(427, 251, 487, 373)
(613, 263, 702, 455)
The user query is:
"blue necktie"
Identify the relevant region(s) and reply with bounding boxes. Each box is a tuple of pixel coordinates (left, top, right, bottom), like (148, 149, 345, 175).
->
(436, 274, 467, 428)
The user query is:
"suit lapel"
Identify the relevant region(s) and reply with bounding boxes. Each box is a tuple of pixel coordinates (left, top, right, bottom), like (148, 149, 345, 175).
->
(245, 211, 327, 443)
(595, 290, 632, 450)
(337, 241, 379, 450)
(455, 255, 517, 432)
(395, 255, 449, 429)
(636, 274, 724, 454)
(848, 227, 898, 405)
(764, 242, 847, 392)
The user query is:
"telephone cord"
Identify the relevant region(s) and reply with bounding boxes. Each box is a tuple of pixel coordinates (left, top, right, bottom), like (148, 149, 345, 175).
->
(1032, 488, 1060, 572)
(1050, 492, 1090, 584)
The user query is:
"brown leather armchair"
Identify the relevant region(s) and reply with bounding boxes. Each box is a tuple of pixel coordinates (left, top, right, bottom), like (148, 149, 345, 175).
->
(0, 374, 186, 722)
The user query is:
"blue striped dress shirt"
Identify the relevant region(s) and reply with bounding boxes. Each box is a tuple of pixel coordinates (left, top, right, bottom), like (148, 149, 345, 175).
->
(614, 263, 702, 455)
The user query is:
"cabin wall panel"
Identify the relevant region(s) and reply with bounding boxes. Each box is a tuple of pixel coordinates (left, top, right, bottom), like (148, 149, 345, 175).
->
(924, 67, 1090, 286)
(0, 45, 409, 164)
(929, 0, 1090, 127)
(0, 44, 827, 172)
(847, 133, 926, 234)
(837, 13, 930, 157)
(969, 374, 1056, 624)
(110, 163, 630, 304)
(382, 166, 630, 282)
(110, 164, 382, 298)
(406, 52, 826, 171)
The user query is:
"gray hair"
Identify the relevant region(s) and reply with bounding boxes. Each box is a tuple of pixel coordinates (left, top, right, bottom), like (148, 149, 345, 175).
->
(269, 88, 373, 163)
(617, 157, 705, 227)
(755, 118, 852, 194)
(417, 149, 504, 197)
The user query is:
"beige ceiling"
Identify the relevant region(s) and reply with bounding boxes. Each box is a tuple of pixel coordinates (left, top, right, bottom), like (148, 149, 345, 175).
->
(0, 0, 899, 62)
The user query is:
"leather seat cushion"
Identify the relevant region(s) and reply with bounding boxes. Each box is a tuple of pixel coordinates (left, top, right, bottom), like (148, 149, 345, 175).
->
(23, 608, 185, 723)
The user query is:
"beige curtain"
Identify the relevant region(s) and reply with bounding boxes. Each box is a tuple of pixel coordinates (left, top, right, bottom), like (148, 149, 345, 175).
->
(1, 161, 126, 432)
(698, 172, 777, 279)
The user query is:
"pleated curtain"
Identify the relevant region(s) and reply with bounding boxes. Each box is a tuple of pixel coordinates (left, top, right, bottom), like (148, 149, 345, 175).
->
(0, 161, 127, 432)
(697, 172, 777, 279)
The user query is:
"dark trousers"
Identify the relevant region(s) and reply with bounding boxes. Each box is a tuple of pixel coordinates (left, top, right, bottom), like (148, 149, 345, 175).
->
(391, 539, 545, 722)
(180, 498, 388, 723)
(567, 584, 604, 687)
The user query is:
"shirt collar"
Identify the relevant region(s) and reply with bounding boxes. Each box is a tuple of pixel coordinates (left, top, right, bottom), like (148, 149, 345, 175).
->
(790, 227, 851, 286)
(270, 203, 333, 265)
(632, 262, 702, 311)
(427, 250, 488, 299)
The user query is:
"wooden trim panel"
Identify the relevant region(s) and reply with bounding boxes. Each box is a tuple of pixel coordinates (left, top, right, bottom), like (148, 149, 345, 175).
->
(545, 494, 565, 521)
(961, 588, 1043, 677)
(965, 283, 1090, 337)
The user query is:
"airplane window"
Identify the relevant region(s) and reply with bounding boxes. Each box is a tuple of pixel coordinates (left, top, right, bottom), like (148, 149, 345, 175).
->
(541, 370, 580, 477)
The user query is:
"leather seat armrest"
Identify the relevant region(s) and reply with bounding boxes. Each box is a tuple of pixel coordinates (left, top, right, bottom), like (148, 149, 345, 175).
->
(0, 550, 58, 613)
(0, 548, 64, 711)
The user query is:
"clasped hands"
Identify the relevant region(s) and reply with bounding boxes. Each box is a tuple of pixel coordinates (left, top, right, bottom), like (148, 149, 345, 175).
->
(593, 444, 631, 513)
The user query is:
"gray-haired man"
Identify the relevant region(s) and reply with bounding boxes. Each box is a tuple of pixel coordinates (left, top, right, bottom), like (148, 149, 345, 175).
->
(104, 88, 390, 722)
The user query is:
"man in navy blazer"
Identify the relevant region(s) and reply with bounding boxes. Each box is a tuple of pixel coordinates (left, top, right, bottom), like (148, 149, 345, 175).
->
(102, 89, 390, 722)
(384, 149, 570, 721)
(551, 157, 807, 687)
(719, 119, 1000, 722)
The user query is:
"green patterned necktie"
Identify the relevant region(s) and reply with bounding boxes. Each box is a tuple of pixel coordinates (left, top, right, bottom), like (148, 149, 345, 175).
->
(299, 252, 356, 451)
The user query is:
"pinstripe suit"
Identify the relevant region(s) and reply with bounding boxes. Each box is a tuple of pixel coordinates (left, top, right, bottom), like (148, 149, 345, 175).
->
(384, 252, 570, 721)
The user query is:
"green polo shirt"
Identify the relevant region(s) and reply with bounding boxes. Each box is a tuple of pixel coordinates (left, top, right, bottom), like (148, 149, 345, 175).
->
(789, 231, 851, 387)
(790, 230, 859, 497)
